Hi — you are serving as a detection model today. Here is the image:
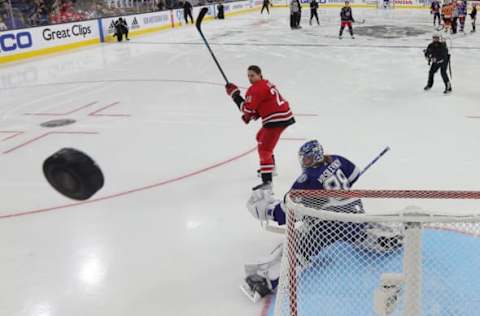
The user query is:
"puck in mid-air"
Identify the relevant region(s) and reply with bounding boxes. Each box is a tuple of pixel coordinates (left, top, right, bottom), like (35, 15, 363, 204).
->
(43, 148, 104, 201)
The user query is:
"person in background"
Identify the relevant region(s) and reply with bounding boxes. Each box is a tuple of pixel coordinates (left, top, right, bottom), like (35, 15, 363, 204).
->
(471, 3, 477, 32)
(261, 0, 270, 15)
(451, 0, 458, 33)
(441, 1, 453, 33)
(423, 34, 452, 94)
(217, 1, 225, 19)
(157, 0, 166, 10)
(310, 0, 319, 25)
(431, 0, 441, 27)
(0, 15, 7, 30)
(339, 0, 355, 39)
(290, 0, 301, 29)
(183, 0, 194, 24)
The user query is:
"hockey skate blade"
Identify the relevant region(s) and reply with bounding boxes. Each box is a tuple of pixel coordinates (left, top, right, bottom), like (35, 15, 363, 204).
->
(240, 283, 262, 303)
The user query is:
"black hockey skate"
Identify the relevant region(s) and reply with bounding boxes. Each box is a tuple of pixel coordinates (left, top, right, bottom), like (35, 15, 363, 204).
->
(443, 83, 452, 94)
(424, 85, 432, 91)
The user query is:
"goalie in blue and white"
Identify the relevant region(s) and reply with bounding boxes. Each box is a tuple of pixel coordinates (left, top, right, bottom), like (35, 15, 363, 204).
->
(241, 140, 402, 302)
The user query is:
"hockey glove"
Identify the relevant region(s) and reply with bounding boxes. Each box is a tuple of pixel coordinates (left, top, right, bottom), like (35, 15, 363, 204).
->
(242, 114, 251, 124)
(226, 83, 245, 110)
(226, 83, 240, 96)
(246, 186, 278, 221)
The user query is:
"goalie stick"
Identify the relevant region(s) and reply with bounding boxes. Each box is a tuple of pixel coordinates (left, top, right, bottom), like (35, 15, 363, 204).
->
(196, 7, 230, 84)
(264, 146, 391, 234)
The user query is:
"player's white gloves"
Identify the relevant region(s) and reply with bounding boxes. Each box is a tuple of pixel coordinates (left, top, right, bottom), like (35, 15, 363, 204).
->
(246, 186, 278, 222)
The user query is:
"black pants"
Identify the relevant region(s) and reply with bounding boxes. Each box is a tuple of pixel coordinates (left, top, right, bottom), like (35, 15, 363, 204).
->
(114, 25, 129, 41)
(433, 12, 441, 26)
(295, 12, 301, 27)
(473, 17, 476, 31)
(184, 10, 194, 24)
(261, 3, 270, 14)
(310, 10, 319, 24)
(427, 60, 450, 88)
(218, 6, 224, 19)
(452, 17, 458, 33)
(290, 12, 301, 28)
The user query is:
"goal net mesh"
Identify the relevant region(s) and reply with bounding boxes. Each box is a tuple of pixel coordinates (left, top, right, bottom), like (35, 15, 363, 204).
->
(274, 189, 480, 316)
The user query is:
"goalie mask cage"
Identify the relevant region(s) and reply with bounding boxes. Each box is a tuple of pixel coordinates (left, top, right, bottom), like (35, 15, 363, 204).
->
(274, 189, 480, 316)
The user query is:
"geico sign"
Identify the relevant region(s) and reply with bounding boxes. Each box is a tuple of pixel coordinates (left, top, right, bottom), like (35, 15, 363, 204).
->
(0, 32, 33, 52)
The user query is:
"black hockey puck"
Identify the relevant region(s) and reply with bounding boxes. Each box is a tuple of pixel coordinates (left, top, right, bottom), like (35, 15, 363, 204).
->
(43, 148, 104, 201)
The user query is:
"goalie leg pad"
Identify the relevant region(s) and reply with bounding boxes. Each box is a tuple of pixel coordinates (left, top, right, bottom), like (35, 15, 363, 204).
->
(241, 243, 283, 302)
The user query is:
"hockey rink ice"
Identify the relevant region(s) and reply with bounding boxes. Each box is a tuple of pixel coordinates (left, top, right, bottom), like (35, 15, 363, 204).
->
(1, 7, 480, 316)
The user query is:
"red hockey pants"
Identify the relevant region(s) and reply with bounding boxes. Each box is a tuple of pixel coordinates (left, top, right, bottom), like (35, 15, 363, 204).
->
(256, 126, 287, 174)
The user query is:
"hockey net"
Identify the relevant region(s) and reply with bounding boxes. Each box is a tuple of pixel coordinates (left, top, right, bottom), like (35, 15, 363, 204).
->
(274, 189, 480, 316)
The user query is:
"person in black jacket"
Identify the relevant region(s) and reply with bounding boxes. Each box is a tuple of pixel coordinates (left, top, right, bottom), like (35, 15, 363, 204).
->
(183, 0, 194, 24)
(471, 4, 477, 32)
(261, 0, 270, 14)
(217, 2, 225, 19)
(424, 34, 452, 94)
(113, 17, 130, 42)
(339, 1, 354, 39)
(310, 0, 319, 25)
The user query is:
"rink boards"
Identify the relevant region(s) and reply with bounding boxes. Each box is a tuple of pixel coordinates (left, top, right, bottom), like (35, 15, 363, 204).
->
(266, 229, 480, 316)
(0, 0, 262, 65)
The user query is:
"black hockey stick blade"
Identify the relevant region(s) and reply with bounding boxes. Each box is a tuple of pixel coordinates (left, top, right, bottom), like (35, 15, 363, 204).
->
(196, 7, 208, 30)
(195, 7, 230, 84)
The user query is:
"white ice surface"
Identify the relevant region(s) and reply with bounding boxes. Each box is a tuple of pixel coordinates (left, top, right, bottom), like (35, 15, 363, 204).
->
(0, 7, 479, 316)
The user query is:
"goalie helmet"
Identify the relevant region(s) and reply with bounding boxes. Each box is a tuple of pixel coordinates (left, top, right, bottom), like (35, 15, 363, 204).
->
(298, 140, 324, 169)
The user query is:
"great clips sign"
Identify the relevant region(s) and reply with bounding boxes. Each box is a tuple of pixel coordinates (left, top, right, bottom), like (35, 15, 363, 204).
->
(0, 20, 99, 57)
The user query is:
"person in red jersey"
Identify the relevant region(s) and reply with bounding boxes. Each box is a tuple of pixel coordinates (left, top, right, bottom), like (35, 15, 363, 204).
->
(225, 65, 295, 189)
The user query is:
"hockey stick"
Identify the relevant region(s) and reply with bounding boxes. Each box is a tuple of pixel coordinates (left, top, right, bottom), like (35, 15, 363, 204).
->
(264, 146, 391, 234)
(196, 7, 230, 84)
(359, 146, 390, 177)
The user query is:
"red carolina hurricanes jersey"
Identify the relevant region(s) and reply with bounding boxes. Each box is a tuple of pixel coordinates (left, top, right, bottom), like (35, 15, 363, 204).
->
(241, 79, 295, 128)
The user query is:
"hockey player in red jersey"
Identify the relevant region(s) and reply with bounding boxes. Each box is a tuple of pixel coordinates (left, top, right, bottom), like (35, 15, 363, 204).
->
(225, 65, 295, 188)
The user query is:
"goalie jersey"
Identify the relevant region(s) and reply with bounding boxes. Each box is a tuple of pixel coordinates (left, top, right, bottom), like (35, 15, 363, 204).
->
(271, 155, 361, 225)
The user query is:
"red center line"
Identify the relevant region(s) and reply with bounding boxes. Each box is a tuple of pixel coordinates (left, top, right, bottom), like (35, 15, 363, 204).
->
(3, 131, 99, 154)
(88, 102, 130, 117)
(0, 131, 24, 142)
(24, 101, 98, 116)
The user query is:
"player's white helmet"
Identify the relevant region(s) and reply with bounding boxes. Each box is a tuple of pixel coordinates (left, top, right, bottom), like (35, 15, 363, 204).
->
(298, 140, 324, 169)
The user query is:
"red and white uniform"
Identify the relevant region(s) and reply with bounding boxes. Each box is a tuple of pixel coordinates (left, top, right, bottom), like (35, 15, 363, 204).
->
(241, 80, 295, 128)
(241, 80, 295, 175)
